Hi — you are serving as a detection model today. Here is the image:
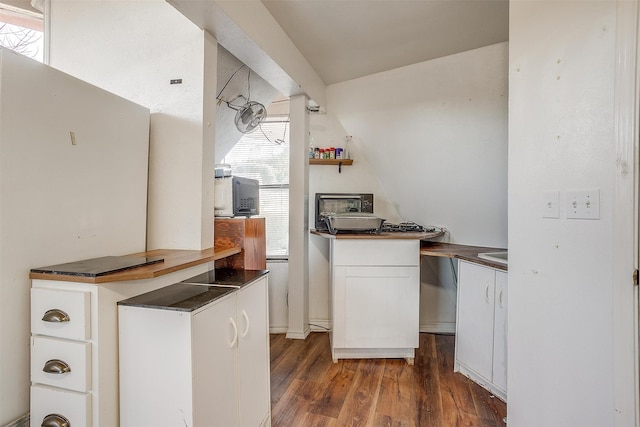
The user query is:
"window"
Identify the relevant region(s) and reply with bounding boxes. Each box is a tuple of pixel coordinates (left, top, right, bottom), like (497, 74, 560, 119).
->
(224, 118, 289, 258)
(0, 3, 44, 62)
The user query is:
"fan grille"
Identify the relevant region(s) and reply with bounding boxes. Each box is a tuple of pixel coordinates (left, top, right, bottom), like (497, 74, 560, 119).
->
(234, 101, 266, 133)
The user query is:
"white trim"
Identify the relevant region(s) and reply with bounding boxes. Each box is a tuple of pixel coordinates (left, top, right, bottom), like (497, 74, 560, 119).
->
(269, 326, 289, 334)
(420, 321, 456, 334)
(42, 0, 49, 65)
(613, 0, 639, 425)
(308, 318, 330, 332)
(285, 325, 311, 340)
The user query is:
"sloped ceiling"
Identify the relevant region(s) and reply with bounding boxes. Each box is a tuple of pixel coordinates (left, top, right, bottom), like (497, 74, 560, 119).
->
(261, 0, 509, 85)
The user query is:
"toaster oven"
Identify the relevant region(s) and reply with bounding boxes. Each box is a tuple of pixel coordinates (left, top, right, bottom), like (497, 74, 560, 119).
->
(314, 193, 374, 231)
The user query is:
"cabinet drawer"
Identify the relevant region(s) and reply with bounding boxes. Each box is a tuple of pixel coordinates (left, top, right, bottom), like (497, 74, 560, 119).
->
(32, 288, 91, 340)
(31, 384, 91, 427)
(31, 336, 91, 392)
(332, 240, 419, 266)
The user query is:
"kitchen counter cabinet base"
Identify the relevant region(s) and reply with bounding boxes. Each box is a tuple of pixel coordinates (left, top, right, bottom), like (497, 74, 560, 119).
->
(454, 261, 507, 401)
(118, 275, 271, 426)
(329, 239, 420, 364)
(28, 248, 239, 427)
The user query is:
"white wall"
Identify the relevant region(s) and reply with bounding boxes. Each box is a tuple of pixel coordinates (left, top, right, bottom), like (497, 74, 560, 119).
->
(307, 111, 403, 328)
(305, 44, 508, 331)
(508, 2, 617, 425)
(48, 0, 216, 251)
(328, 42, 509, 248)
(0, 48, 149, 425)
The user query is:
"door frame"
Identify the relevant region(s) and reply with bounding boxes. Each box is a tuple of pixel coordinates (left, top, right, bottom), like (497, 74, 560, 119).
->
(613, 0, 640, 425)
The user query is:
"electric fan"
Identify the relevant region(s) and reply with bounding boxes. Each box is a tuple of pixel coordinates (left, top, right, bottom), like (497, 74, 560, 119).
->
(232, 101, 267, 134)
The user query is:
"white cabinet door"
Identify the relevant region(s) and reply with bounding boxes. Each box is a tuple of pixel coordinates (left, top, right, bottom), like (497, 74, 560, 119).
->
(193, 294, 239, 427)
(492, 270, 508, 392)
(336, 266, 420, 348)
(237, 277, 270, 427)
(456, 261, 495, 381)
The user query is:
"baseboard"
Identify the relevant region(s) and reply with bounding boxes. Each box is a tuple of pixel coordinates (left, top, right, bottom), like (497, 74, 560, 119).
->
(269, 326, 289, 334)
(420, 321, 456, 334)
(4, 414, 29, 427)
(309, 318, 330, 332)
(285, 325, 311, 340)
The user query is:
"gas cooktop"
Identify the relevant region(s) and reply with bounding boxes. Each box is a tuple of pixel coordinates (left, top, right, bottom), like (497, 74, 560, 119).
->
(380, 222, 435, 233)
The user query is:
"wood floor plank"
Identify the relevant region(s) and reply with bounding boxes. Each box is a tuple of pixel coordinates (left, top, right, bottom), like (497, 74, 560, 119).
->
(372, 362, 416, 427)
(335, 359, 385, 426)
(417, 333, 445, 426)
(435, 334, 479, 426)
(270, 332, 507, 427)
(308, 361, 357, 419)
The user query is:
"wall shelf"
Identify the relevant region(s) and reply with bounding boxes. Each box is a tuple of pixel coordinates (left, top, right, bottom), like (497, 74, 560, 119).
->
(309, 158, 353, 173)
(309, 159, 353, 166)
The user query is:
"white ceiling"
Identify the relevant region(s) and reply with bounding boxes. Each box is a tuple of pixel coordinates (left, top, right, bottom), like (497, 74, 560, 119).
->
(261, 0, 509, 85)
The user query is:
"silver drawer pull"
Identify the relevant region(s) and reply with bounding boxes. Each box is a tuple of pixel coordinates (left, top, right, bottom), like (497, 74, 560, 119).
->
(41, 413, 71, 427)
(42, 309, 70, 323)
(43, 359, 71, 374)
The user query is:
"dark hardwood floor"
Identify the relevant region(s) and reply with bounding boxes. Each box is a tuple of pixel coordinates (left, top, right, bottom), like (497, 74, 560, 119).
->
(269, 332, 507, 427)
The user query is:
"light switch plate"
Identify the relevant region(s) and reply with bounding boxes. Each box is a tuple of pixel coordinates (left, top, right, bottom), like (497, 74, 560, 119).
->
(566, 189, 600, 220)
(542, 190, 560, 218)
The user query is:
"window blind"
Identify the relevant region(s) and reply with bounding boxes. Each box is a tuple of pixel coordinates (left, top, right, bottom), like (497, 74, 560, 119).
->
(224, 119, 290, 257)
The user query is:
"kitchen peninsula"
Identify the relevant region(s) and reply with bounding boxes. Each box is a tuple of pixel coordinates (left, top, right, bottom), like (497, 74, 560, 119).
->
(29, 246, 241, 427)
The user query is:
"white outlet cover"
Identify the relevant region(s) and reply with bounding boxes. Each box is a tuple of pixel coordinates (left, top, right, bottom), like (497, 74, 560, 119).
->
(566, 189, 600, 220)
(542, 190, 560, 218)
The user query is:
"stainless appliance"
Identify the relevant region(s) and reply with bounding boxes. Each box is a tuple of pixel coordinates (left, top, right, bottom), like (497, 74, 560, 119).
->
(214, 176, 260, 217)
(323, 212, 385, 234)
(315, 193, 375, 231)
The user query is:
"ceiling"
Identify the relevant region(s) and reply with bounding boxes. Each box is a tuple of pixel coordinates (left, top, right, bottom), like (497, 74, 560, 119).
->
(261, 0, 509, 85)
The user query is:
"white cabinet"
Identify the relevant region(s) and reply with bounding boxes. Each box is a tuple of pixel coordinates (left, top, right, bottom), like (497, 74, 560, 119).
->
(118, 275, 271, 427)
(330, 239, 420, 363)
(30, 286, 94, 427)
(30, 262, 212, 427)
(236, 278, 271, 427)
(455, 261, 507, 400)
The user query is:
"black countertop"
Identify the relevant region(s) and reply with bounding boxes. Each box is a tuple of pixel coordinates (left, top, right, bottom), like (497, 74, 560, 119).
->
(31, 255, 165, 277)
(117, 269, 269, 312)
(180, 268, 269, 287)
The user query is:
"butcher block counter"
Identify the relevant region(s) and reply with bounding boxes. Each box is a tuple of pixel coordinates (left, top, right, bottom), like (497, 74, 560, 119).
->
(29, 246, 240, 427)
(29, 246, 241, 283)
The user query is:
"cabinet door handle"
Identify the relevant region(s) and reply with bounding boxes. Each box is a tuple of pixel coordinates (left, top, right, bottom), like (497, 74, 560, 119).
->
(228, 317, 238, 349)
(41, 413, 71, 427)
(43, 359, 71, 374)
(498, 287, 504, 308)
(241, 310, 250, 338)
(42, 309, 70, 323)
(484, 284, 490, 303)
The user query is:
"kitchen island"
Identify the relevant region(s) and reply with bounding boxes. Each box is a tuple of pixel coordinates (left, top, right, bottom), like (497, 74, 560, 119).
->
(29, 246, 241, 427)
(312, 230, 443, 364)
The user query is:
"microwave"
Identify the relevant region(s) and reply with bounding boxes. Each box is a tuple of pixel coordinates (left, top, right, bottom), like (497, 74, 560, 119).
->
(315, 193, 374, 231)
(214, 176, 260, 217)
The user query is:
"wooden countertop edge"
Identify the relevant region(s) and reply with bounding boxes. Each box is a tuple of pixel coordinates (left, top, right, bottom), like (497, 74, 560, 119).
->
(310, 230, 443, 240)
(420, 242, 508, 271)
(29, 246, 242, 284)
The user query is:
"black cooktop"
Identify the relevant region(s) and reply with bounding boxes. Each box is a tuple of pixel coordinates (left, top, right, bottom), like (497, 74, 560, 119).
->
(118, 283, 235, 312)
(180, 268, 269, 287)
(31, 256, 165, 277)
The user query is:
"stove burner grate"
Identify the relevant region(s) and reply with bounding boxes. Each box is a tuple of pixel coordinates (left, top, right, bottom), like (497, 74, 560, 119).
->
(380, 221, 435, 233)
